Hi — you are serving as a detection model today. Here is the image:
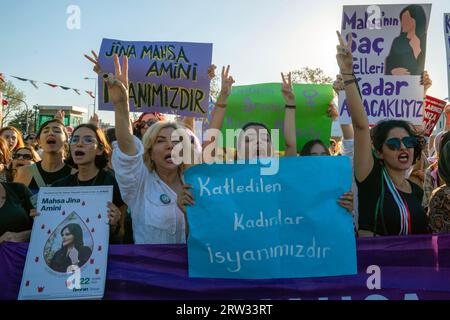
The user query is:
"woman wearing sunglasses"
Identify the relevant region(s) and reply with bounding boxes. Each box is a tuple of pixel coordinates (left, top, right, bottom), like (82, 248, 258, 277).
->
(336, 31, 428, 237)
(51, 124, 126, 243)
(7, 147, 41, 181)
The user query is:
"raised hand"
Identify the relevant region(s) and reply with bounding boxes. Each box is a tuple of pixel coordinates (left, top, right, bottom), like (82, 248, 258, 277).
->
(208, 64, 217, 80)
(104, 54, 129, 107)
(177, 184, 195, 215)
(281, 72, 295, 106)
(421, 71, 432, 94)
(89, 113, 99, 127)
(216, 65, 235, 105)
(84, 50, 102, 74)
(336, 31, 353, 74)
(327, 102, 339, 121)
(55, 110, 65, 121)
(333, 74, 345, 94)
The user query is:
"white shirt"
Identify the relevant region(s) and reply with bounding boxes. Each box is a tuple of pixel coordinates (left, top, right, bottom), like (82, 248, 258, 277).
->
(112, 136, 186, 244)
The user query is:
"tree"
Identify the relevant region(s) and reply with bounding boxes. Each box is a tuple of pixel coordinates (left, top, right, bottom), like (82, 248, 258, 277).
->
(8, 109, 35, 134)
(0, 80, 27, 127)
(290, 67, 333, 85)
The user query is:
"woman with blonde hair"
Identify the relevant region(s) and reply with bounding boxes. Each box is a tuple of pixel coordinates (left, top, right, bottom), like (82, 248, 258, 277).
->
(103, 54, 227, 244)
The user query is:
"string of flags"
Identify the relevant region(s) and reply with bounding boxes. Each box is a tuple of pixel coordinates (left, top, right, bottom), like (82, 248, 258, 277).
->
(0, 72, 95, 99)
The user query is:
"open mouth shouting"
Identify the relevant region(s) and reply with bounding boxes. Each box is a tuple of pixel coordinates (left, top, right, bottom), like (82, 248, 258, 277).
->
(74, 150, 86, 158)
(398, 152, 410, 164)
(46, 137, 57, 146)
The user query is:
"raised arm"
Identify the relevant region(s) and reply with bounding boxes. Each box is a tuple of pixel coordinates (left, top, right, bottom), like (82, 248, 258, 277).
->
(336, 31, 373, 182)
(104, 54, 136, 155)
(202, 66, 235, 153)
(281, 72, 297, 156)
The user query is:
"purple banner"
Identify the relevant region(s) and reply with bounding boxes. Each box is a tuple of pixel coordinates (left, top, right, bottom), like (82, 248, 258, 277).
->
(97, 39, 213, 117)
(2, 234, 450, 300)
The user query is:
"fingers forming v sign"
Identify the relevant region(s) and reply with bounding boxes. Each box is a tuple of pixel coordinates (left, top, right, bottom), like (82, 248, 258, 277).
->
(281, 72, 295, 106)
(84, 50, 102, 74)
(220, 65, 235, 97)
(104, 54, 129, 106)
(336, 31, 353, 74)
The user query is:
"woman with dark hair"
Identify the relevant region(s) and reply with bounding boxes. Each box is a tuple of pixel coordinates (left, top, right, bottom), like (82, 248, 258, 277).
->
(300, 140, 331, 156)
(336, 31, 428, 236)
(14, 119, 74, 204)
(52, 124, 125, 243)
(428, 132, 450, 233)
(385, 4, 427, 75)
(49, 223, 92, 273)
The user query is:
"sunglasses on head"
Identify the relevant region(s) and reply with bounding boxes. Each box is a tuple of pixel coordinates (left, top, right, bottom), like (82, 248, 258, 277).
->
(139, 120, 157, 129)
(384, 136, 418, 151)
(70, 136, 98, 145)
(13, 153, 33, 160)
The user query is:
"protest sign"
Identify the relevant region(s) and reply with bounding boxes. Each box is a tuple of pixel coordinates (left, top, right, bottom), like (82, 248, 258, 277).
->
(18, 186, 112, 300)
(184, 156, 356, 279)
(220, 83, 333, 152)
(423, 95, 447, 137)
(97, 39, 213, 117)
(339, 4, 432, 125)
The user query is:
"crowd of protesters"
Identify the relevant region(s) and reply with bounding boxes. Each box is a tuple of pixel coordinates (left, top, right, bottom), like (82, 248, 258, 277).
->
(0, 31, 450, 246)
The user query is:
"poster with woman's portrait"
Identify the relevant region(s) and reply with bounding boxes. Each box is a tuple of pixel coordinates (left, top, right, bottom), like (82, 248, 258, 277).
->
(339, 4, 432, 125)
(18, 186, 113, 300)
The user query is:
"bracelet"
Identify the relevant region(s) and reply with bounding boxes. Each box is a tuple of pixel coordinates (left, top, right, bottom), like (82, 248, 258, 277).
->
(285, 105, 296, 109)
(340, 72, 354, 76)
(215, 103, 227, 109)
(344, 78, 358, 86)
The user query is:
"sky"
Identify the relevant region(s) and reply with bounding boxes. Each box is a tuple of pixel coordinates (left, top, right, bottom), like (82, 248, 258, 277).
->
(1, 0, 449, 127)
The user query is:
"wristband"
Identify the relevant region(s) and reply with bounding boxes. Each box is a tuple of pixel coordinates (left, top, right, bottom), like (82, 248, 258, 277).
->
(344, 78, 358, 86)
(215, 103, 227, 109)
(340, 71, 354, 76)
(285, 105, 296, 109)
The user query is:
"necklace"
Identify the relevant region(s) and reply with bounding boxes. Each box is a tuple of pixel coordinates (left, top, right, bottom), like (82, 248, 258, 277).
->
(76, 170, 101, 186)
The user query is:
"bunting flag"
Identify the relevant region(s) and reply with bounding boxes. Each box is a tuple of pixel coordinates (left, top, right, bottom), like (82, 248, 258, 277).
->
(2, 73, 95, 98)
(29, 80, 39, 89)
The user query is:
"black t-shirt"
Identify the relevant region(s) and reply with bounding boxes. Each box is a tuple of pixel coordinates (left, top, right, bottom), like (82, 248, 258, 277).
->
(52, 169, 125, 209)
(28, 162, 73, 194)
(356, 158, 428, 236)
(0, 182, 34, 237)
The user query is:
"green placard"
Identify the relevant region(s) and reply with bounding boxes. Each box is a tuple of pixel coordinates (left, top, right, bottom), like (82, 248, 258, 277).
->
(221, 83, 333, 153)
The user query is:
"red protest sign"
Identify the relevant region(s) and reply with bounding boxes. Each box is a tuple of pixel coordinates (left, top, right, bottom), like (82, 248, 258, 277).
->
(423, 95, 448, 137)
